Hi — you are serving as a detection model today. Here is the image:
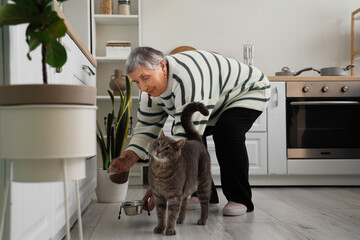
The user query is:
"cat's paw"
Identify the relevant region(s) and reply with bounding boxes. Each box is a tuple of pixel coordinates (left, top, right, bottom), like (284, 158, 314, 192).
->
(176, 218, 184, 224)
(165, 228, 176, 235)
(197, 218, 207, 225)
(153, 226, 164, 234)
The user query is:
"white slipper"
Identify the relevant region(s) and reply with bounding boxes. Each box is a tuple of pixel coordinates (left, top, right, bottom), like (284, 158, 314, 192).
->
(223, 201, 247, 216)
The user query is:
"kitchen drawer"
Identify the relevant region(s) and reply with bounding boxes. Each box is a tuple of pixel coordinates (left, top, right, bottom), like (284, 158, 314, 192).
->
(66, 34, 96, 87)
(51, 34, 96, 87)
(72, 50, 96, 87)
(73, 50, 96, 87)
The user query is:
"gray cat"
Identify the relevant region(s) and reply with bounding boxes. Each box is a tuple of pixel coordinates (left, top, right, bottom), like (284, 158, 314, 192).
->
(148, 102, 212, 236)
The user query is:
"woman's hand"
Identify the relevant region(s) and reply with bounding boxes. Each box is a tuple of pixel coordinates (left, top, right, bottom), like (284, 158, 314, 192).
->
(111, 150, 139, 172)
(142, 186, 155, 211)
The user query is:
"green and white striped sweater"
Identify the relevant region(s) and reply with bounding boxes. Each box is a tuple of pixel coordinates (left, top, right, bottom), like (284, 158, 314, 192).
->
(127, 50, 271, 160)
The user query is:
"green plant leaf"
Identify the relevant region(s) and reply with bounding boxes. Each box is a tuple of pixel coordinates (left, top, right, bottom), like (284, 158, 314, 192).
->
(0, 4, 39, 26)
(110, 126, 115, 160)
(115, 107, 130, 157)
(118, 76, 132, 121)
(46, 38, 67, 67)
(97, 121, 109, 169)
(107, 90, 115, 117)
(97, 134, 108, 170)
(114, 77, 132, 157)
(12, 0, 39, 12)
(106, 112, 114, 160)
(47, 17, 66, 38)
(27, 38, 41, 58)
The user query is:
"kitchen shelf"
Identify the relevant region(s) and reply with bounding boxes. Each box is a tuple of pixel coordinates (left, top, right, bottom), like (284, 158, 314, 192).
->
(351, 7, 360, 76)
(97, 95, 139, 100)
(95, 56, 127, 63)
(94, 14, 139, 26)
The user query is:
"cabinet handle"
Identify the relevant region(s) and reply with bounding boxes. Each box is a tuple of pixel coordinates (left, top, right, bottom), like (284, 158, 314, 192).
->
(273, 87, 279, 107)
(82, 65, 95, 76)
(290, 101, 360, 106)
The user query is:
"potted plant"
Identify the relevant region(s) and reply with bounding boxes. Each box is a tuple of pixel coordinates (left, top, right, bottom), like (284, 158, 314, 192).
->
(0, 0, 67, 84)
(0, 0, 97, 182)
(95, 78, 132, 202)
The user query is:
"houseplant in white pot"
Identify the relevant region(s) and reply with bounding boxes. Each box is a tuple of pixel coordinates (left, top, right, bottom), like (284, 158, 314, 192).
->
(96, 79, 132, 202)
(0, 0, 97, 182)
(0, 1, 97, 239)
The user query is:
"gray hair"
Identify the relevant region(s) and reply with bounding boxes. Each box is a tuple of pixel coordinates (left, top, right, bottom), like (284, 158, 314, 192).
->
(125, 47, 166, 74)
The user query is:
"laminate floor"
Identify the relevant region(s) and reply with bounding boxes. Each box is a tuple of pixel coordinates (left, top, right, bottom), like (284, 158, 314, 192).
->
(67, 186, 360, 240)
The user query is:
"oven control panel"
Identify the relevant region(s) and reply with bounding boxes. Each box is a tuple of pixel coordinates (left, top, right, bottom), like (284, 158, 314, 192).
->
(287, 81, 360, 97)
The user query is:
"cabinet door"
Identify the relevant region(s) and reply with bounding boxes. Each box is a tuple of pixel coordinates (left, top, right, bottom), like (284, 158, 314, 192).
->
(11, 182, 53, 239)
(54, 34, 96, 86)
(247, 133, 267, 175)
(267, 82, 287, 174)
(208, 132, 267, 185)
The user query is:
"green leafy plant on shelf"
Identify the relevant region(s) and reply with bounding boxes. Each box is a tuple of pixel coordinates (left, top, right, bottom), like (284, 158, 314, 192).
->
(0, 0, 68, 84)
(97, 76, 132, 170)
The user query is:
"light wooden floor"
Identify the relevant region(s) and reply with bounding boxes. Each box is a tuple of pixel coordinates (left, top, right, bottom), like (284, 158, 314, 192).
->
(67, 186, 360, 240)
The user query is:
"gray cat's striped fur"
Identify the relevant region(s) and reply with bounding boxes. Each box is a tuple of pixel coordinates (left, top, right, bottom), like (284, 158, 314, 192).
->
(148, 102, 212, 236)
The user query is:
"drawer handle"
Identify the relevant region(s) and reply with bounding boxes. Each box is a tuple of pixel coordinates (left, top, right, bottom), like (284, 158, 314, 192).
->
(82, 65, 95, 76)
(290, 101, 360, 106)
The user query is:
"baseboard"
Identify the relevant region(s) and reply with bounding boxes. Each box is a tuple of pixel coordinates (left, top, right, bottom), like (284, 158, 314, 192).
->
(212, 175, 360, 186)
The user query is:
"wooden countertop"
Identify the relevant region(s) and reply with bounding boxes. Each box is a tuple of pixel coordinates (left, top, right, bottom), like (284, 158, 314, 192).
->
(268, 76, 360, 82)
(53, 1, 97, 68)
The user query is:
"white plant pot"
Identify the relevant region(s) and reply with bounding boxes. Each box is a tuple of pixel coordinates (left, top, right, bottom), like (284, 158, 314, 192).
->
(0, 84, 97, 182)
(96, 169, 129, 203)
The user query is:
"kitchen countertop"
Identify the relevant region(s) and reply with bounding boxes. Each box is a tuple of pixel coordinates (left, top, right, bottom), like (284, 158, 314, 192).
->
(268, 76, 360, 82)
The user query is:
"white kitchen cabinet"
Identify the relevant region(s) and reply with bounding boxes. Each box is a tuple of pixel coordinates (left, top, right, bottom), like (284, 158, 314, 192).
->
(209, 111, 268, 186)
(163, 110, 268, 186)
(91, 0, 141, 96)
(267, 82, 287, 175)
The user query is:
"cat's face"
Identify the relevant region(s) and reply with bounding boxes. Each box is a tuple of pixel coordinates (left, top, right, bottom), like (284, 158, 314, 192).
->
(150, 130, 184, 164)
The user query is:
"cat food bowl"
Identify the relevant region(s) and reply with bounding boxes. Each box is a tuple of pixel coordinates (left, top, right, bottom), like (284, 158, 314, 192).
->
(118, 200, 150, 219)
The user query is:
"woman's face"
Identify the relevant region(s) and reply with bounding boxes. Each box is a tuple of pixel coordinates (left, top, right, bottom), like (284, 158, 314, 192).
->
(128, 60, 168, 97)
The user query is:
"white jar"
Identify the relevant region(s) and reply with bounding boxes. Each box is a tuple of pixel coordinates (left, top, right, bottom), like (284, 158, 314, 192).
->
(118, 0, 130, 15)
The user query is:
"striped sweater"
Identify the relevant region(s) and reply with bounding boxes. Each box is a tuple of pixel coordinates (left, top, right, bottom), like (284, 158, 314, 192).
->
(126, 50, 271, 160)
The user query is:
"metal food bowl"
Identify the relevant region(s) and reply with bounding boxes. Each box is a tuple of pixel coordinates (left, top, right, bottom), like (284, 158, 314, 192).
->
(118, 200, 150, 219)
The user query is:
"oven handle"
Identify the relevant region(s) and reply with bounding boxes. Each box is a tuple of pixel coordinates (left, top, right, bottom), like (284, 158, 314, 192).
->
(290, 101, 360, 106)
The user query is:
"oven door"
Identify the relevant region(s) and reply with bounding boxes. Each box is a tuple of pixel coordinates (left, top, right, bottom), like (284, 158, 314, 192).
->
(287, 97, 360, 159)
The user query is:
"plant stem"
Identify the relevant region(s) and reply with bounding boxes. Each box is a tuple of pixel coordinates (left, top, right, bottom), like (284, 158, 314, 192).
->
(42, 45, 48, 84)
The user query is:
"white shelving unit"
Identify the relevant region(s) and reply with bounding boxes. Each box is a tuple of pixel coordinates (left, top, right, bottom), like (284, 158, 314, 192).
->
(91, 0, 141, 94)
(91, 0, 142, 185)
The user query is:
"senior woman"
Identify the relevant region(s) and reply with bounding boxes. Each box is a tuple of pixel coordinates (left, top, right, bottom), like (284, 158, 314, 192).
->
(111, 46, 271, 216)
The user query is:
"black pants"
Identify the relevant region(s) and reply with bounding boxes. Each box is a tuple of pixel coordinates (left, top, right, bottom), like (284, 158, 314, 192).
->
(203, 107, 262, 212)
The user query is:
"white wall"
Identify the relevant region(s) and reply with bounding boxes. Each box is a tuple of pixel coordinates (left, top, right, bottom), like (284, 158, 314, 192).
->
(141, 0, 360, 76)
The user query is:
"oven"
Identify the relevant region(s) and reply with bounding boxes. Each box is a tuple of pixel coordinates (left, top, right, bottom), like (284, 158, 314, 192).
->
(286, 81, 360, 159)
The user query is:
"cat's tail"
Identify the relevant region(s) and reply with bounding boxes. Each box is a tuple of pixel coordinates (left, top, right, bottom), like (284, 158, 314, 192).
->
(180, 102, 209, 142)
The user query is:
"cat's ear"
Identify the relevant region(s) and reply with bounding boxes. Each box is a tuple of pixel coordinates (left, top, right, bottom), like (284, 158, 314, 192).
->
(175, 139, 185, 150)
(159, 129, 165, 138)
